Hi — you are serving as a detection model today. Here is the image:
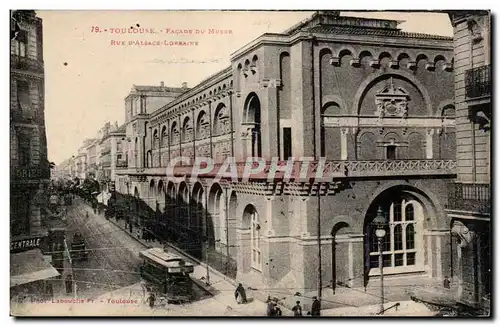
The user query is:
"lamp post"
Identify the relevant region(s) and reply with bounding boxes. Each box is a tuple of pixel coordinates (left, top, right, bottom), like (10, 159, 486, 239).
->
(371, 206, 388, 315)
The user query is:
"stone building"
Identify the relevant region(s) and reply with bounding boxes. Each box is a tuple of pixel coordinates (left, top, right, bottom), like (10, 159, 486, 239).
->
(114, 12, 456, 295)
(10, 10, 71, 300)
(97, 122, 127, 190)
(10, 10, 49, 237)
(447, 11, 491, 312)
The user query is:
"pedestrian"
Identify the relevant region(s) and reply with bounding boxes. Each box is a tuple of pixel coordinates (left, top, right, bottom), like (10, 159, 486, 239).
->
(136, 228, 141, 239)
(65, 275, 73, 294)
(234, 283, 247, 304)
(274, 302, 282, 316)
(267, 299, 275, 316)
(148, 292, 155, 309)
(311, 296, 321, 316)
(444, 276, 451, 289)
(292, 300, 303, 316)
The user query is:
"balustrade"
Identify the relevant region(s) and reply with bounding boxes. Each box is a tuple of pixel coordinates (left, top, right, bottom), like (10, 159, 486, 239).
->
(147, 159, 456, 180)
(448, 182, 491, 215)
(465, 65, 491, 100)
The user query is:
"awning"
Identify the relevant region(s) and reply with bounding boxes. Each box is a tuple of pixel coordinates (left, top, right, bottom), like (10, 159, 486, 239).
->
(10, 249, 60, 287)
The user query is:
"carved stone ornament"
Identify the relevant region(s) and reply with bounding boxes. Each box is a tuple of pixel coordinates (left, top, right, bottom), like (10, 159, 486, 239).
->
(468, 18, 484, 43)
(375, 77, 410, 119)
(451, 221, 476, 248)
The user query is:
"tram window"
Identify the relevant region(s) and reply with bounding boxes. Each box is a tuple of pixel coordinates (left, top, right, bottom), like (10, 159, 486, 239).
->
(170, 273, 189, 283)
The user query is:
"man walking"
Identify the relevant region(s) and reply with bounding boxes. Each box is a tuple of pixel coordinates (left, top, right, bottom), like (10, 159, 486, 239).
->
(311, 296, 321, 316)
(148, 292, 155, 309)
(234, 283, 247, 304)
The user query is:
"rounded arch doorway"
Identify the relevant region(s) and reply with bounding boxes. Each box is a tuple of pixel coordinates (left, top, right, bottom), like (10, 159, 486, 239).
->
(363, 187, 430, 285)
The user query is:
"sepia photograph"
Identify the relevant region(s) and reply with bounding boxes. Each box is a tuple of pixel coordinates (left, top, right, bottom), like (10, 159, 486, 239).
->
(9, 8, 492, 317)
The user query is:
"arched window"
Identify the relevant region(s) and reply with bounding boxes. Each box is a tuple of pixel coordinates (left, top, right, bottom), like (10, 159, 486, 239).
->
(368, 199, 421, 270)
(213, 104, 229, 136)
(196, 111, 209, 139)
(181, 117, 192, 142)
(405, 204, 414, 221)
(161, 126, 168, 147)
(153, 129, 159, 149)
(170, 122, 179, 145)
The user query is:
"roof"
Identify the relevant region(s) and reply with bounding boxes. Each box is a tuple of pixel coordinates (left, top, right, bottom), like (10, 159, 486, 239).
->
(10, 249, 60, 287)
(282, 11, 451, 41)
(132, 85, 188, 93)
(115, 123, 127, 133)
(305, 24, 452, 40)
(140, 247, 194, 269)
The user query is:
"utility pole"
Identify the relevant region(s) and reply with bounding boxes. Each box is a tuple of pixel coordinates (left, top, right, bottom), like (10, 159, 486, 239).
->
(224, 186, 230, 275)
(204, 185, 210, 285)
(317, 182, 322, 299)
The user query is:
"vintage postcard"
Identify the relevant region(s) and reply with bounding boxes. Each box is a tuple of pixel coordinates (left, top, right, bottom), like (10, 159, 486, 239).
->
(9, 9, 491, 317)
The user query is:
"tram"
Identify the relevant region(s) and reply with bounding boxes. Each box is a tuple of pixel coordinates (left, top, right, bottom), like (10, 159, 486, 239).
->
(139, 247, 195, 303)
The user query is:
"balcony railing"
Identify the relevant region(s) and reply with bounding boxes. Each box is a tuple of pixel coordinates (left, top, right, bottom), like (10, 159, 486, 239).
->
(10, 55, 44, 74)
(11, 166, 50, 181)
(152, 159, 456, 180)
(448, 182, 491, 215)
(101, 161, 111, 168)
(465, 65, 491, 100)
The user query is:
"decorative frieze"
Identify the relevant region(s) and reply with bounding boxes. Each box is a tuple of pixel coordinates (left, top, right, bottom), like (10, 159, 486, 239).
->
(407, 61, 417, 70)
(425, 62, 435, 71)
(389, 60, 399, 68)
(369, 59, 380, 68)
(329, 57, 340, 66)
(349, 59, 360, 67)
(442, 62, 453, 71)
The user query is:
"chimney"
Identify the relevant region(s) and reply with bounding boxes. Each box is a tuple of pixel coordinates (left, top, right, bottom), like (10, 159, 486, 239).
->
(160, 81, 164, 87)
(182, 82, 188, 89)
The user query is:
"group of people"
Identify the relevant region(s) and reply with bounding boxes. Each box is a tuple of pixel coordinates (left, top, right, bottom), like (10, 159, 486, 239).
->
(234, 282, 323, 317)
(267, 298, 283, 316)
(265, 296, 321, 317)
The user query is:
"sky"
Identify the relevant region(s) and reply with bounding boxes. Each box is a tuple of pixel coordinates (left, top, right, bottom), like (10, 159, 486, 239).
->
(37, 10, 453, 165)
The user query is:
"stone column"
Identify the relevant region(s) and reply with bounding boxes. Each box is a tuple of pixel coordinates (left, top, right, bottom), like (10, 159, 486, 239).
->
(260, 80, 279, 159)
(341, 127, 349, 160)
(426, 128, 434, 159)
(347, 234, 365, 288)
(240, 125, 254, 158)
(236, 228, 251, 278)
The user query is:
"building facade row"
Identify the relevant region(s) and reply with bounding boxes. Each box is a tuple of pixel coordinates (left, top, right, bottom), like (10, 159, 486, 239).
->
(110, 12, 460, 297)
(447, 10, 491, 312)
(55, 122, 126, 190)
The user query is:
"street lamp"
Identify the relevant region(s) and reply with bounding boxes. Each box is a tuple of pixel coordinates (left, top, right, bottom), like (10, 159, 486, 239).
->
(371, 206, 388, 315)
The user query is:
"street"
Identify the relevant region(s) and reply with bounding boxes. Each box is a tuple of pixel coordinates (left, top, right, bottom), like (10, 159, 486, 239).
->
(10, 196, 272, 316)
(65, 198, 208, 302)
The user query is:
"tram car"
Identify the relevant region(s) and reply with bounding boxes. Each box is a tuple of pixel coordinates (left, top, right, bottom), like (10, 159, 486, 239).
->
(139, 248, 195, 303)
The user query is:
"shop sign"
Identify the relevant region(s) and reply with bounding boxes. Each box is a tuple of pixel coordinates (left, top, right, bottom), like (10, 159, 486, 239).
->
(10, 236, 44, 253)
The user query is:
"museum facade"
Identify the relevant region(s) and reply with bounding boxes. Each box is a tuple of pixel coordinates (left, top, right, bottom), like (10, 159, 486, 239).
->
(114, 12, 457, 294)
